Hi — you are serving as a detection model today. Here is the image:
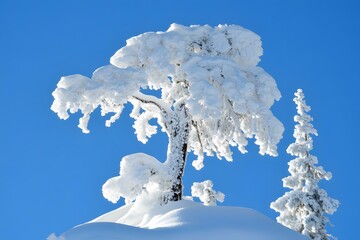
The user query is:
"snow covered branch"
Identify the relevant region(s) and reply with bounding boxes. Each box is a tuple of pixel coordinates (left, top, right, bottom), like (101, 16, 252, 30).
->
(132, 91, 172, 117)
(102, 153, 171, 205)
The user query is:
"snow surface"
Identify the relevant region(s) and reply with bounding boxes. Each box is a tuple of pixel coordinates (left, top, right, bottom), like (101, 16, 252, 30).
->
(49, 200, 308, 240)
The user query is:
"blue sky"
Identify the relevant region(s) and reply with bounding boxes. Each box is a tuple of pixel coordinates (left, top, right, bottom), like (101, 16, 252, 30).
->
(1, 0, 359, 239)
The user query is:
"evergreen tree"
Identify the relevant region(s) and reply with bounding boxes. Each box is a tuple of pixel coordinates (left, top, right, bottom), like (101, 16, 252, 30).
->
(191, 180, 225, 206)
(271, 89, 339, 240)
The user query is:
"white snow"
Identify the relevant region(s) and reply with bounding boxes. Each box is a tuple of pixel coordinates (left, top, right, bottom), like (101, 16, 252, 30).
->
(191, 180, 225, 206)
(102, 153, 170, 205)
(49, 200, 309, 240)
(51, 23, 284, 171)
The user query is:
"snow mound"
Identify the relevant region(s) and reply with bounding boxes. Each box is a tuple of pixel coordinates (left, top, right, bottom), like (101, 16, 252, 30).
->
(102, 153, 170, 205)
(51, 200, 308, 240)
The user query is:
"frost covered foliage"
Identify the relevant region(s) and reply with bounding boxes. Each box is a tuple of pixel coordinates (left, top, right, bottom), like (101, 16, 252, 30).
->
(191, 180, 224, 206)
(51, 24, 283, 201)
(102, 153, 171, 205)
(270, 89, 339, 240)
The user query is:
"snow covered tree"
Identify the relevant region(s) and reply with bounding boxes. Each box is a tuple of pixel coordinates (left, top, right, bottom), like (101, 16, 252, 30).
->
(270, 89, 339, 240)
(51, 24, 284, 203)
(191, 180, 225, 206)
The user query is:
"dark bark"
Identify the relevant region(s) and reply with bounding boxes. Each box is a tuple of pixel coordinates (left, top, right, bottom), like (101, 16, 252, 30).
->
(165, 103, 190, 202)
(169, 139, 188, 201)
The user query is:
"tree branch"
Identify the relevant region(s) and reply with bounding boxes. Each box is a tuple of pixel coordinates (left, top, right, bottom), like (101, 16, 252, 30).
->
(132, 92, 173, 132)
(132, 92, 172, 116)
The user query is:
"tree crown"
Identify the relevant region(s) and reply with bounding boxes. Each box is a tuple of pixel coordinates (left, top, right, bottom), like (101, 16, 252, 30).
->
(51, 24, 284, 169)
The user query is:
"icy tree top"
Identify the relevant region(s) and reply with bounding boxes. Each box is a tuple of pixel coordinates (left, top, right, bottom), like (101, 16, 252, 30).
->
(51, 24, 284, 169)
(286, 89, 333, 190)
(287, 89, 318, 159)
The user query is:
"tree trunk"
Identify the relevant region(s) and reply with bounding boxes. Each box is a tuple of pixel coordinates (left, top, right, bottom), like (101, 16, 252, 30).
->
(164, 102, 190, 202)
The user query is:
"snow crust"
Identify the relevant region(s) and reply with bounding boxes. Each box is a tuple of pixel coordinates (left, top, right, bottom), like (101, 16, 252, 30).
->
(50, 200, 309, 240)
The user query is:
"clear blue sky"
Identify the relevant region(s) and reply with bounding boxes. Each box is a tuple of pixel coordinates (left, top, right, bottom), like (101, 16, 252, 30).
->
(1, 1, 359, 239)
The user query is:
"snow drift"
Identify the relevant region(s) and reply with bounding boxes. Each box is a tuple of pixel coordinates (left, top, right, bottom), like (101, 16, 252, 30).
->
(49, 200, 308, 240)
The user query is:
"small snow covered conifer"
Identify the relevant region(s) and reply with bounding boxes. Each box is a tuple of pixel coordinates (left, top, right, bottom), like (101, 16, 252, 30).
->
(270, 89, 339, 240)
(191, 180, 224, 206)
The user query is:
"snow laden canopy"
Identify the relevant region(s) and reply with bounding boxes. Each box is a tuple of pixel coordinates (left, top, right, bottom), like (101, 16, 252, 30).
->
(271, 89, 339, 240)
(51, 24, 284, 202)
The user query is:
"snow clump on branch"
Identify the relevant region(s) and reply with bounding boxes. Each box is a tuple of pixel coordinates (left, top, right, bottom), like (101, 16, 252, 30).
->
(102, 153, 170, 205)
